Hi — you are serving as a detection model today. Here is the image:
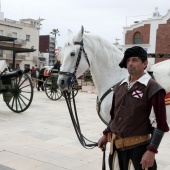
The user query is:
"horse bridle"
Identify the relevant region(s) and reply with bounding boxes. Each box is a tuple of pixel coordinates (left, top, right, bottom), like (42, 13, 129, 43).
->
(59, 39, 109, 170)
(59, 40, 98, 148)
(59, 40, 90, 84)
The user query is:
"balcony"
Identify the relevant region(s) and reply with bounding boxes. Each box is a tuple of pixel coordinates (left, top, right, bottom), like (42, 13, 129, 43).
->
(50, 38, 55, 43)
(50, 44, 55, 48)
(2, 54, 26, 60)
(16, 55, 26, 60)
(15, 39, 27, 46)
(33, 56, 46, 63)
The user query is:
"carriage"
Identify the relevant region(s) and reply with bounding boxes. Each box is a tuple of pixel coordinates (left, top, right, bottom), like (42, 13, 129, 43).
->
(0, 60, 34, 113)
(41, 66, 80, 100)
(0, 36, 36, 113)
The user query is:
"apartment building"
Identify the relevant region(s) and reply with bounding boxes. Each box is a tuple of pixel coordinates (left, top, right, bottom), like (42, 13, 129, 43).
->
(39, 35, 56, 66)
(0, 11, 44, 70)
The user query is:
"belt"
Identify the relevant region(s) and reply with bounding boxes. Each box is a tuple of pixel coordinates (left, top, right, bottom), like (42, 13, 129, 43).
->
(108, 133, 150, 154)
(115, 134, 150, 149)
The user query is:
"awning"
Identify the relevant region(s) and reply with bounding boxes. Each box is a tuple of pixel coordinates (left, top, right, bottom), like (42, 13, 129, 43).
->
(0, 45, 36, 53)
(0, 35, 17, 42)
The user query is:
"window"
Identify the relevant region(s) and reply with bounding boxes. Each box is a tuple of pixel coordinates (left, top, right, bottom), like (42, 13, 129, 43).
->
(26, 34, 30, 41)
(0, 30, 3, 35)
(133, 32, 142, 44)
(12, 32, 17, 38)
(24, 64, 30, 69)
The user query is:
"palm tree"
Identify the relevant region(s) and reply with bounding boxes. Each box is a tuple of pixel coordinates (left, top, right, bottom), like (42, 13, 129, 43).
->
(50, 29, 60, 40)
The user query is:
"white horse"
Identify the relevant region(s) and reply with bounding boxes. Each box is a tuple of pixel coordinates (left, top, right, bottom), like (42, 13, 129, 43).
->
(57, 26, 170, 124)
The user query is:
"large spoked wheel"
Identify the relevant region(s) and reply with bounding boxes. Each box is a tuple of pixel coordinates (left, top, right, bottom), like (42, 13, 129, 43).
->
(5, 73, 34, 113)
(70, 87, 79, 98)
(44, 76, 62, 100)
(70, 79, 80, 98)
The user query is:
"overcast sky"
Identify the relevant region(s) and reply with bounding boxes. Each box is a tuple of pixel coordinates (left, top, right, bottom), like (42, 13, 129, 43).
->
(1, 0, 170, 47)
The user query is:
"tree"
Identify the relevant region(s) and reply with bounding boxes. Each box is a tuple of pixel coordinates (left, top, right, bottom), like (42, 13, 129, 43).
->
(50, 29, 60, 40)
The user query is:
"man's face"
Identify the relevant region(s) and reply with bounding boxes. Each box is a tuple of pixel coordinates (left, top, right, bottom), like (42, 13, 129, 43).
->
(126, 57, 147, 75)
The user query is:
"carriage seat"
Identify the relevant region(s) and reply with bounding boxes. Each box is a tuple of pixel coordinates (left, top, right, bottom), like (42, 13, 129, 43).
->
(51, 69, 59, 76)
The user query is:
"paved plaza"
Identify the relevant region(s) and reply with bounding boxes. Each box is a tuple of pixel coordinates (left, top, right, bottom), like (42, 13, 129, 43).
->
(0, 88, 170, 170)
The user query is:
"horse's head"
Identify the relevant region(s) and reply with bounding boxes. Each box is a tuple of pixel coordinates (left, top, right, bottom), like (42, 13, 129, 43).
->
(57, 26, 90, 90)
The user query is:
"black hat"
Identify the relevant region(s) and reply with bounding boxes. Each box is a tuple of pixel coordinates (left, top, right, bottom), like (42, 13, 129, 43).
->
(119, 46, 147, 68)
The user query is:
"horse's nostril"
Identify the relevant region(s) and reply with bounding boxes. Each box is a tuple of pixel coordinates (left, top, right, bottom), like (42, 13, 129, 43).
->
(61, 80, 64, 85)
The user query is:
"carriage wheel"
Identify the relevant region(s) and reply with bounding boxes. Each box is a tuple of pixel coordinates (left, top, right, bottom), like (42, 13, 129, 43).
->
(5, 73, 34, 113)
(69, 79, 79, 98)
(44, 76, 62, 100)
(70, 87, 79, 98)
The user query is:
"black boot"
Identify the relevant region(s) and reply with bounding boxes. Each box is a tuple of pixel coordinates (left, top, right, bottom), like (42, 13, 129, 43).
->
(37, 87, 40, 91)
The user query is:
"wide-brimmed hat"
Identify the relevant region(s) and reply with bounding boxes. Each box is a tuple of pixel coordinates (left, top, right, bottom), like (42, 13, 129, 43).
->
(119, 46, 147, 68)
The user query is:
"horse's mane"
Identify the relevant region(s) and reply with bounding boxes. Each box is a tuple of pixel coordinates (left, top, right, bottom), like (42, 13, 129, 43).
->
(83, 33, 123, 66)
(61, 32, 123, 67)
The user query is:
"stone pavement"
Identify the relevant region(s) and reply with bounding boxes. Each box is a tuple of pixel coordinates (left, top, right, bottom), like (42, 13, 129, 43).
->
(0, 88, 170, 170)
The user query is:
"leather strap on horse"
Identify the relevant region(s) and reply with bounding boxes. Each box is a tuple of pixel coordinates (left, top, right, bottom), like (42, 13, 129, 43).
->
(102, 150, 106, 170)
(59, 40, 90, 80)
(63, 90, 107, 170)
(96, 86, 115, 125)
(62, 90, 98, 149)
(62, 40, 106, 170)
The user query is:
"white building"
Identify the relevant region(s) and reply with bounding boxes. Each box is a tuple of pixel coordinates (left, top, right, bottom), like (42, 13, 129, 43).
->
(122, 8, 170, 64)
(0, 11, 44, 70)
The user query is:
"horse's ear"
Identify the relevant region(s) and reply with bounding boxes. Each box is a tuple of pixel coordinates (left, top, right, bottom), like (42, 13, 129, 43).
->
(81, 25, 84, 35)
(68, 29, 73, 36)
(74, 26, 84, 42)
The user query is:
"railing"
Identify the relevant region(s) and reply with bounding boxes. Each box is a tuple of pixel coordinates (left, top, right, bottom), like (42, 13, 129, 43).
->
(33, 56, 46, 62)
(15, 39, 27, 46)
(16, 55, 26, 60)
(2, 54, 26, 60)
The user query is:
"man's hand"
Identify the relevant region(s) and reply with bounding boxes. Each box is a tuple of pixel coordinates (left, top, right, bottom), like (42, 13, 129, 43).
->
(98, 135, 107, 151)
(140, 150, 155, 169)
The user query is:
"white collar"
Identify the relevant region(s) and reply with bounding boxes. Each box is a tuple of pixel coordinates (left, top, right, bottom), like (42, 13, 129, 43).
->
(120, 72, 151, 86)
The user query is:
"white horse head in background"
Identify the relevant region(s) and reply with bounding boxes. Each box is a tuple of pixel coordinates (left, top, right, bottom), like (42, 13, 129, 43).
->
(58, 26, 170, 124)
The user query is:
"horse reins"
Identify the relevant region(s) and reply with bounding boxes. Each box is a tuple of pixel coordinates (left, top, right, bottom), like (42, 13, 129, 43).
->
(60, 40, 106, 169)
(59, 40, 90, 81)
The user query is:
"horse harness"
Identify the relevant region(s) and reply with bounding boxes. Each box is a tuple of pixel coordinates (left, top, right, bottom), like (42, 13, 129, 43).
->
(60, 40, 114, 124)
(59, 40, 90, 81)
(59, 39, 114, 170)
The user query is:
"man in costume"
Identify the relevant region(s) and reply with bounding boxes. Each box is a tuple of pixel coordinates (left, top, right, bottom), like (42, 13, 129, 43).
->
(98, 46, 169, 170)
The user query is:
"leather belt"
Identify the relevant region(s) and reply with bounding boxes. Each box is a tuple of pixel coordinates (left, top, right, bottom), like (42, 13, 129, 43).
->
(115, 134, 150, 149)
(108, 133, 150, 154)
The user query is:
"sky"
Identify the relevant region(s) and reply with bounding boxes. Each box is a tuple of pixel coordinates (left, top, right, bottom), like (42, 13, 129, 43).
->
(1, 0, 170, 47)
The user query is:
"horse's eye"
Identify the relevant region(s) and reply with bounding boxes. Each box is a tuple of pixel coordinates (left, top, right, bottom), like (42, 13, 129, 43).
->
(71, 52, 75, 57)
